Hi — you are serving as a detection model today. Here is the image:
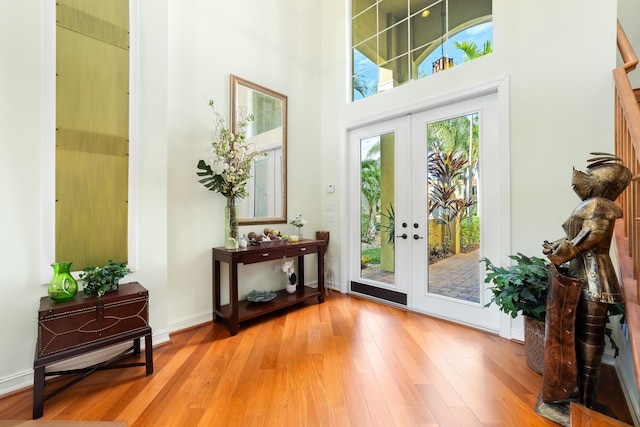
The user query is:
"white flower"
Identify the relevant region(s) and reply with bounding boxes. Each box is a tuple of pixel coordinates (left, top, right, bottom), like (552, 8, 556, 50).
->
(281, 259, 295, 277)
(211, 160, 225, 175)
(196, 100, 266, 199)
(290, 214, 306, 228)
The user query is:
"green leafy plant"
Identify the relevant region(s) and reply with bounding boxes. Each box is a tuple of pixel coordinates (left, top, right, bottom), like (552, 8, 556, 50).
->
(481, 253, 549, 322)
(79, 260, 131, 297)
(460, 216, 480, 251)
(380, 203, 395, 246)
(482, 253, 625, 356)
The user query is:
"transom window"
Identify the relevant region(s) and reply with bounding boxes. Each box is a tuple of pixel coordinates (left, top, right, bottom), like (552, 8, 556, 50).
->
(352, 0, 493, 101)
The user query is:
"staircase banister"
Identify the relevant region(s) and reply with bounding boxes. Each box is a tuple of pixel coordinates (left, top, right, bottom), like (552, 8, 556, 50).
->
(613, 68, 640, 156)
(617, 20, 638, 73)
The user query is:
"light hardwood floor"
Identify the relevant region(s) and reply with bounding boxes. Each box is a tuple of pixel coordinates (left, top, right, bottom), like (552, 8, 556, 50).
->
(0, 293, 631, 426)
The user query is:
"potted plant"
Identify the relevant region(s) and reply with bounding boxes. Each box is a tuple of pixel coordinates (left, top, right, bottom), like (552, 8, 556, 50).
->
(79, 260, 131, 298)
(482, 253, 625, 374)
(481, 253, 549, 374)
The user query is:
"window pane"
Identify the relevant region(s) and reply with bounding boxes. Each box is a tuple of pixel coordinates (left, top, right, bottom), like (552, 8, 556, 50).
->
(351, 0, 493, 102)
(352, 6, 377, 47)
(410, 0, 438, 16)
(378, 0, 407, 33)
(379, 53, 410, 90)
(353, 48, 379, 100)
(427, 113, 480, 303)
(353, 0, 376, 17)
(379, 20, 409, 62)
(411, 3, 444, 49)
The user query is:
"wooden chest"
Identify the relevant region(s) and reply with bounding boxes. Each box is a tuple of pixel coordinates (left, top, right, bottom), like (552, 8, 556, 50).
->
(37, 282, 149, 357)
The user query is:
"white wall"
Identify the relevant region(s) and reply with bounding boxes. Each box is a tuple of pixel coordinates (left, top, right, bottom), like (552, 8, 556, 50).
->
(165, 0, 322, 328)
(0, 0, 47, 391)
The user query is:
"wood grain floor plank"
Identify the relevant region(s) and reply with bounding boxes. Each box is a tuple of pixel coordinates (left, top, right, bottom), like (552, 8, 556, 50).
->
(0, 293, 633, 426)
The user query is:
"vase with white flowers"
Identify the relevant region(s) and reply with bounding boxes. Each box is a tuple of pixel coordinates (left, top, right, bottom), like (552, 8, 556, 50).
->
(290, 214, 307, 240)
(280, 259, 297, 294)
(196, 100, 264, 249)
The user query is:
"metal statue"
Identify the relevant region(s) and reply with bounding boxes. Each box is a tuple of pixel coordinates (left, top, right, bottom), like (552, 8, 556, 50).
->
(536, 153, 631, 425)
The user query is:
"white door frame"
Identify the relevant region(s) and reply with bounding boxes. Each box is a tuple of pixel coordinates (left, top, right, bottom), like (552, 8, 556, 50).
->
(342, 76, 511, 336)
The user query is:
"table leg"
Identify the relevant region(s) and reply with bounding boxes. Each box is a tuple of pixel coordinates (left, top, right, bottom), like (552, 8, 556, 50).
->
(297, 256, 305, 296)
(145, 334, 154, 375)
(213, 257, 221, 323)
(317, 246, 325, 303)
(133, 337, 141, 356)
(32, 365, 45, 419)
(229, 261, 239, 335)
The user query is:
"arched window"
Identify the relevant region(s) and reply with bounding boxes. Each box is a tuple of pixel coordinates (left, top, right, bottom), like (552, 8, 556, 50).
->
(352, 0, 493, 101)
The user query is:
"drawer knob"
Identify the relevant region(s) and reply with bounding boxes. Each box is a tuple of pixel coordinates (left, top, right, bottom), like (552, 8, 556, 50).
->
(262, 253, 269, 257)
(300, 248, 306, 251)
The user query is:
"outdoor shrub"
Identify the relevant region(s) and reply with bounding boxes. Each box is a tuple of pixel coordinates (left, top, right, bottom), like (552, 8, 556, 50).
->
(461, 216, 480, 251)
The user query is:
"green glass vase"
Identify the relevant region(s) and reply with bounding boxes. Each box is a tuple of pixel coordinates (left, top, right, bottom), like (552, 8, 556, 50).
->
(225, 196, 240, 250)
(48, 262, 78, 302)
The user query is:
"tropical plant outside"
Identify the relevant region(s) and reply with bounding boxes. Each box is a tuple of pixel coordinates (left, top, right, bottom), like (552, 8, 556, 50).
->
(453, 40, 493, 62)
(428, 150, 476, 254)
(361, 156, 381, 243)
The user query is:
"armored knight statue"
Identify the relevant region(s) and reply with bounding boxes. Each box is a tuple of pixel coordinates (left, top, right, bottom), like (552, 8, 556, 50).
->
(537, 153, 631, 423)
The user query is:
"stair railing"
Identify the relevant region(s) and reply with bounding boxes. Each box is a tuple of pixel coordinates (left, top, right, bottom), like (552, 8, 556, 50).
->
(613, 19, 640, 402)
(614, 20, 639, 303)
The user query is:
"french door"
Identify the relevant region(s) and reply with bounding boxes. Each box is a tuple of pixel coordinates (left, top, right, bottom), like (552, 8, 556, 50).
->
(349, 91, 506, 332)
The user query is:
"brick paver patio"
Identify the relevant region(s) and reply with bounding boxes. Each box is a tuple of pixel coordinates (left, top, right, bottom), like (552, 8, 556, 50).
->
(361, 248, 481, 303)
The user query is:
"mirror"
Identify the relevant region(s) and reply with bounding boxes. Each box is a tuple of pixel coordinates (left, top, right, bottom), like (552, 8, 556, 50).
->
(231, 75, 287, 225)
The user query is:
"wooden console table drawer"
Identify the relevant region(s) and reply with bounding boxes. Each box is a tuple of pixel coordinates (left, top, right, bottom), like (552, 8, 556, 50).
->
(285, 243, 317, 257)
(242, 248, 286, 264)
(212, 239, 325, 335)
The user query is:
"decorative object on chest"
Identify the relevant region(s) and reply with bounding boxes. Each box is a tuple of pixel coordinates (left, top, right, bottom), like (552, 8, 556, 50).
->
(48, 262, 78, 302)
(78, 260, 131, 297)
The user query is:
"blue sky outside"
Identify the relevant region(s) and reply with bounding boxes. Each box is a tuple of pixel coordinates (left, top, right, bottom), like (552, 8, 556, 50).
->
(354, 22, 493, 101)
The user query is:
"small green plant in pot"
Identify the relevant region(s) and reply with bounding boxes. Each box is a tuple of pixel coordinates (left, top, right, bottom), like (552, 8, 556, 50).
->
(481, 253, 549, 322)
(481, 252, 549, 374)
(481, 253, 625, 373)
(79, 260, 131, 298)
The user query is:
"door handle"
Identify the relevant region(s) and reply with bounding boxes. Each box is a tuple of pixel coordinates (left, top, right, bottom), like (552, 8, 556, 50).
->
(413, 234, 424, 240)
(396, 233, 408, 239)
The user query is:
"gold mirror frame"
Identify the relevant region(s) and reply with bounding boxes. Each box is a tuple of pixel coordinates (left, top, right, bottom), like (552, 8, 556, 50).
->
(230, 75, 287, 225)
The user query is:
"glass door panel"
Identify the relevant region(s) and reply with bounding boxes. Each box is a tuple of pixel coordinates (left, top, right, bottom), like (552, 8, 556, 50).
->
(360, 132, 395, 287)
(409, 92, 501, 332)
(349, 117, 410, 305)
(426, 113, 480, 303)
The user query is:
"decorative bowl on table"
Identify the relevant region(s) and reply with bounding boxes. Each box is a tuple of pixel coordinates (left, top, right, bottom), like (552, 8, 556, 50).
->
(246, 290, 277, 302)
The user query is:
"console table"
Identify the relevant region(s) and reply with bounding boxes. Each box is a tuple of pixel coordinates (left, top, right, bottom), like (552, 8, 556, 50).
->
(212, 239, 325, 335)
(33, 282, 153, 419)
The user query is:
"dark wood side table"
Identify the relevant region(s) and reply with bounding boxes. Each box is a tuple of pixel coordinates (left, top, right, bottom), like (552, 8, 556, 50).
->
(33, 282, 153, 419)
(212, 239, 325, 335)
